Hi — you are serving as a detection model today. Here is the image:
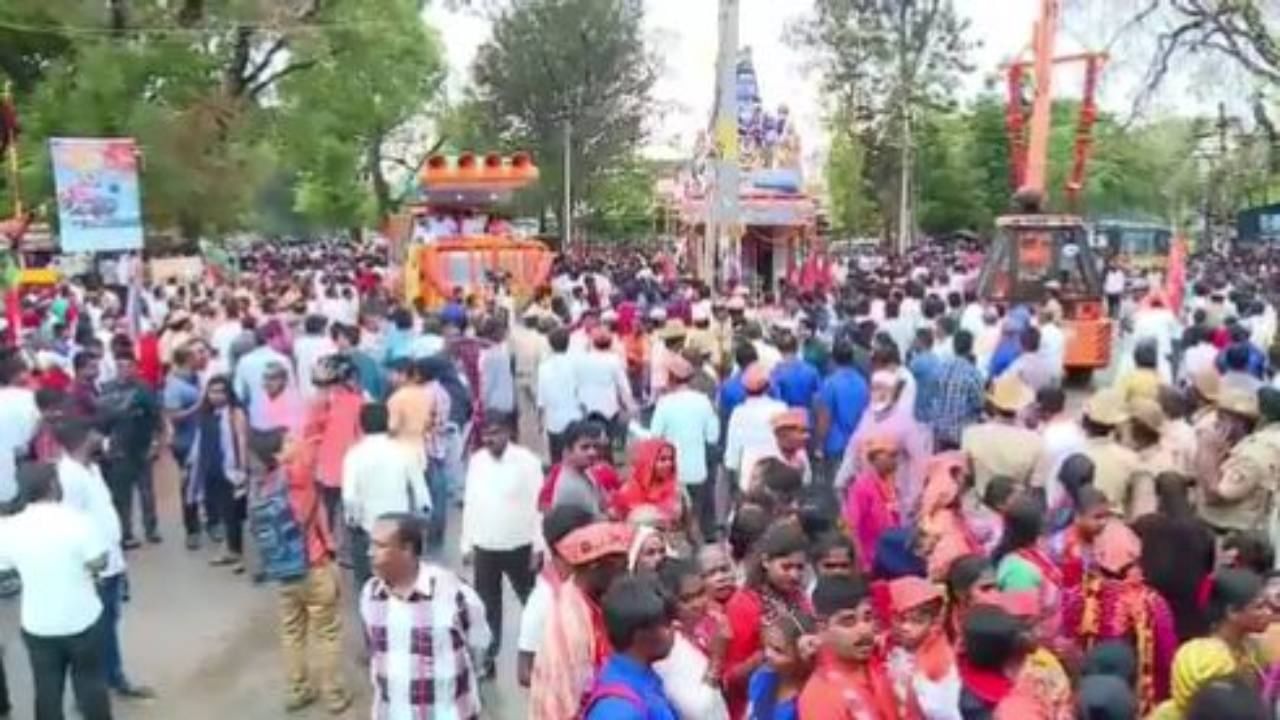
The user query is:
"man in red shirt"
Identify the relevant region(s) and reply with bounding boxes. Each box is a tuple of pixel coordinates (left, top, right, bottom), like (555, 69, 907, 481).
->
(800, 575, 911, 719)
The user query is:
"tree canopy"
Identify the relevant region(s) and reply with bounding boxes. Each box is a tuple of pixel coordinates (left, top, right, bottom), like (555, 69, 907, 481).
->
(467, 0, 658, 237)
(0, 0, 445, 238)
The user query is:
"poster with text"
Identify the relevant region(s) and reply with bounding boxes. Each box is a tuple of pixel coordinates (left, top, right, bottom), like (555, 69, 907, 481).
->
(50, 137, 144, 253)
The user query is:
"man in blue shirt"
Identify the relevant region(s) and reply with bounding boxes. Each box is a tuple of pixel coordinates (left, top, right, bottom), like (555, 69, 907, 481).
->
(907, 328, 941, 422)
(583, 574, 678, 720)
(815, 340, 869, 498)
(770, 332, 820, 412)
(717, 342, 759, 430)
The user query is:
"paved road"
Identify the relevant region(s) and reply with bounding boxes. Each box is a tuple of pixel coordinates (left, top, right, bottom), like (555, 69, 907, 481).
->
(0, 456, 530, 720)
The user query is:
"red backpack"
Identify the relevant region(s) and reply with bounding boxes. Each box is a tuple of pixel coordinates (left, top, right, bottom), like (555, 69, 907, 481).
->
(577, 683, 644, 719)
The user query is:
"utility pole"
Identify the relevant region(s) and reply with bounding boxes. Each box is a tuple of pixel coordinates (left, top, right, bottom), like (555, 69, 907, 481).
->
(562, 118, 572, 252)
(709, 0, 740, 285)
(896, 2, 912, 255)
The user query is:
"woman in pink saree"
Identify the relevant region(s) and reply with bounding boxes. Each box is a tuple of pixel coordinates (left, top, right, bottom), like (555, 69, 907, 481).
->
(835, 369, 932, 519)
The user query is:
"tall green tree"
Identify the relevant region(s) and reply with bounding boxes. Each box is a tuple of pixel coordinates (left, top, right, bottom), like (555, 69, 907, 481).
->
(469, 0, 658, 236)
(824, 121, 879, 237)
(1, 0, 447, 238)
(790, 0, 971, 246)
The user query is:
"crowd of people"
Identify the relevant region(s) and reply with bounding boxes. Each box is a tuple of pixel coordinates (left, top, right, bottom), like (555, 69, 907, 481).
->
(0, 238, 1280, 720)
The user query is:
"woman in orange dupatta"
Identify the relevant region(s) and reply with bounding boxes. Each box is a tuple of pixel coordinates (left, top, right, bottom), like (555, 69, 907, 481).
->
(917, 452, 983, 581)
(529, 522, 633, 719)
(1060, 521, 1177, 715)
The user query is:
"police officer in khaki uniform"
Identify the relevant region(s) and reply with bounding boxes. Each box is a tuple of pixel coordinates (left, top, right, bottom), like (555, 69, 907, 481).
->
(1082, 388, 1144, 518)
(961, 374, 1041, 495)
(710, 299, 735, 374)
(1200, 388, 1276, 535)
(1191, 369, 1228, 488)
(684, 305, 720, 370)
(1127, 397, 1177, 519)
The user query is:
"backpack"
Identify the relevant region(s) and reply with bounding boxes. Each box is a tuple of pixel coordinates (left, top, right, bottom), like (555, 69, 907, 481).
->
(577, 683, 644, 719)
(248, 467, 315, 583)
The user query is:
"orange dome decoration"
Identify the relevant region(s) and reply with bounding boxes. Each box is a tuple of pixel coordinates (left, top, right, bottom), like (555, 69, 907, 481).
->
(418, 152, 540, 190)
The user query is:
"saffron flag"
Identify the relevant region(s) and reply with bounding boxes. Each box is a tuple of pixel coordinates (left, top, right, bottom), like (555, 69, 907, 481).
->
(1165, 235, 1187, 314)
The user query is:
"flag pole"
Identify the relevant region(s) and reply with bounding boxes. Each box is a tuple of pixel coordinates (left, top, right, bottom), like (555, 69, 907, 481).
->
(2, 80, 20, 219)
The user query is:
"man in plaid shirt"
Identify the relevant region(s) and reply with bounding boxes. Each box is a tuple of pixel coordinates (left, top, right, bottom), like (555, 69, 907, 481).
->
(360, 513, 491, 720)
(922, 329, 985, 450)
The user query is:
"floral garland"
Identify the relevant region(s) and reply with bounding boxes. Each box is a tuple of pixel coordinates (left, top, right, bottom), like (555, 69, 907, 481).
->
(1078, 575, 1157, 714)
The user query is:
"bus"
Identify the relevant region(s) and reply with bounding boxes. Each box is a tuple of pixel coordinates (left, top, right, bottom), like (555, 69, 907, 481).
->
(1089, 220, 1173, 274)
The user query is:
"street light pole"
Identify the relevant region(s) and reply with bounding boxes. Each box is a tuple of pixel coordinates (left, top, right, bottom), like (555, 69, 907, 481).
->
(563, 118, 572, 252)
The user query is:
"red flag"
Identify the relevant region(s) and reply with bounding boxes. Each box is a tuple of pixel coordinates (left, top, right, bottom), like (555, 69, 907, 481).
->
(1165, 235, 1187, 314)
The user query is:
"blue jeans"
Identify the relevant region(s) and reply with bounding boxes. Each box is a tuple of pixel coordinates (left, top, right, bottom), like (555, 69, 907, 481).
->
(96, 573, 127, 689)
(426, 460, 449, 553)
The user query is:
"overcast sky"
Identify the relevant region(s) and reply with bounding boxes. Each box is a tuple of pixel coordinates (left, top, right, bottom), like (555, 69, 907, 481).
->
(424, 1, 1204, 163)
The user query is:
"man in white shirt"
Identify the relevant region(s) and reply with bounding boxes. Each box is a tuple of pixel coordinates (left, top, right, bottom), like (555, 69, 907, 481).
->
(575, 327, 634, 446)
(0, 353, 41, 505)
(1029, 387, 1086, 507)
(724, 363, 787, 490)
(233, 321, 297, 431)
(537, 328, 582, 464)
(360, 513, 491, 719)
(342, 403, 430, 590)
(209, 301, 246, 372)
(1180, 325, 1218, 386)
(0, 462, 112, 720)
(460, 415, 544, 679)
(649, 356, 719, 537)
(54, 419, 154, 700)
(1104, 265, 1126, 318)
(293, 315, 337, 402)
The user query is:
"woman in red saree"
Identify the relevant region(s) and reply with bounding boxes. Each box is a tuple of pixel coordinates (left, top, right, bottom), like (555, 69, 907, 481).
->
(724, 521, 814, 719)
(1046, 485, 1112, 591)
(614, 438, 681, 521)
(1061, 521, 1177, 715)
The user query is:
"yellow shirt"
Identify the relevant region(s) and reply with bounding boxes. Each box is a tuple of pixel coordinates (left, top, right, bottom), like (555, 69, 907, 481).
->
(1115, 368, 1161, 404)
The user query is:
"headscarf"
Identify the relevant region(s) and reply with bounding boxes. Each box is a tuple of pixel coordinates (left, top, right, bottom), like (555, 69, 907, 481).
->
(614, 439, 679, 520)
(1094, 521, 1142, 577)
(920, 451, 982, 578)
(626, 525, 668, 572)
(1150, 638, 1240, 720)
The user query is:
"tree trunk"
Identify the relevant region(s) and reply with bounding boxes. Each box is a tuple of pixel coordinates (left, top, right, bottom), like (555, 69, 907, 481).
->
(367, 133, 393, 221)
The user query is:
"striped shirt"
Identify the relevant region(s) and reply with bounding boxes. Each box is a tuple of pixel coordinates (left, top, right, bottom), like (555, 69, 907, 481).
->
(360, 563, 492, 720)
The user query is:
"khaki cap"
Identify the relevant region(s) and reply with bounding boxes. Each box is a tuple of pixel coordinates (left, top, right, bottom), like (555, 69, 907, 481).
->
(1191, 369, 1221, 403)
(1217, 387, 1260, 419)
(1129, 397, 1165, 432)
(659, 319, 687, 341)
(988, 374, 1034, 413)
(1085, 388, 1130, 426)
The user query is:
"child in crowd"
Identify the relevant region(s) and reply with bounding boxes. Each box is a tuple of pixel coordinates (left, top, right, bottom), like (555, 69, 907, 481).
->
(886, 577, 960, 719)
(747, 613, 815, 720)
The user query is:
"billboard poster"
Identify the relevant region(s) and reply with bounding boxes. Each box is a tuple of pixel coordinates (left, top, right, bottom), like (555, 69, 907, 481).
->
(50, 137, 144, 253)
